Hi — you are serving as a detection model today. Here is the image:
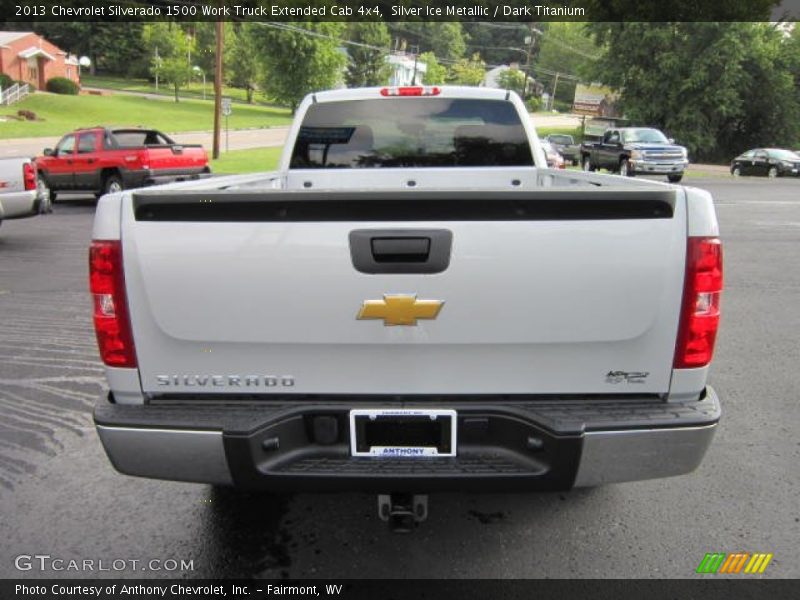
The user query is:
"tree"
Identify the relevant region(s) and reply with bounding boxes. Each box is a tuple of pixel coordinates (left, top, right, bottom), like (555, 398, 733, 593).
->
(497, 68, 526, 97)
(584, 22, 800, 161)
(143, 23, 195, 102)
(462, 22, 528, 66)
(536, 23, 599, 105)
(448, 53, 486, 86)
(226, 23, 260, 103)
(31, 23, 148, 77)
(419, 52, 447, 85)
(388, 23, 466, 61)
(346, 22, 391, 88)
(251, 23, 347, 113)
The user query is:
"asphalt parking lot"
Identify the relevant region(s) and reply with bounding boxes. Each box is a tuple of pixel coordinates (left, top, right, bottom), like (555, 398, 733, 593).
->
(0, 176, 798, 579)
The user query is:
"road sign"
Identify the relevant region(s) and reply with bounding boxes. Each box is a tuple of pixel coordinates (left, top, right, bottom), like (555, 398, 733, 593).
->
(221, 97, 232, 116)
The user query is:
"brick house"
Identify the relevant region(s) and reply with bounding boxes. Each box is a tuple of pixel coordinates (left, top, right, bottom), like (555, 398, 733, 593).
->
(0, 31, 80, 90)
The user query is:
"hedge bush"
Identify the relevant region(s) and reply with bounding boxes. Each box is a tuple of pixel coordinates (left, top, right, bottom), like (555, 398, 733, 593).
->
(46, 77, 80, 95)
(0, 73, 14, 90)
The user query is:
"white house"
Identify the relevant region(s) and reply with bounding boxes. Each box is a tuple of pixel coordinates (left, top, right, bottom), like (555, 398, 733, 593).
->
(386, 52, 427, 86)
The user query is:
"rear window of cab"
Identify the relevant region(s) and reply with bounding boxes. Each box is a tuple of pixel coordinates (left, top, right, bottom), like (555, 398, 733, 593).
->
(290, 98, 534, 169)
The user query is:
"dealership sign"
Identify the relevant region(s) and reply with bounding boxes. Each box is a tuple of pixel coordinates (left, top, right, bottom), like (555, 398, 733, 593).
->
(573, 83, 621, 118)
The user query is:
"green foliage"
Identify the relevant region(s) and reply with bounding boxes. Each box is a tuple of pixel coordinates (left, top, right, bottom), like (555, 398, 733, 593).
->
(251, 22, 348, 113)
(346, 22, 392, 87)
(497, 69, 526, 95)
(46, 77, 80, 95)
(226, 23, 260, 103)
(526, 97, 543, 113)
(0, 73, 14, 90)
(462, 22, 528, 65)
(388, 23, 466, 61)
(33, 23, 148, 77)
(536, 23, 599, 104)
(143, 23, 196, 103)
(448, 53, 486, 86)
(419, 52, 447, 85)
(584, 22, 800, 161)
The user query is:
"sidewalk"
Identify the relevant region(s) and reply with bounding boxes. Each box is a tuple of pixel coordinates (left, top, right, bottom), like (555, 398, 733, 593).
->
(0, 126, 290, 158)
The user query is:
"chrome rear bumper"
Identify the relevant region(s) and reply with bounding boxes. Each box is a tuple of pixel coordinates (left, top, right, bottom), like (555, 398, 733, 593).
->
(95, 387, 720, 490)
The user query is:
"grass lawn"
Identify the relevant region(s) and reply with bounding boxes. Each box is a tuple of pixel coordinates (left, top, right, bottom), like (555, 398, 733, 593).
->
(81, 74, 276, 106)
(211, 146, 283, 174)
(0, 92, 292, 139)
(537, 125, 584, 139)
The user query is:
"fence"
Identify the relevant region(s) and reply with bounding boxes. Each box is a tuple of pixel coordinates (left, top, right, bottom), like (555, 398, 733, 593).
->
(0, 83, 31, 106)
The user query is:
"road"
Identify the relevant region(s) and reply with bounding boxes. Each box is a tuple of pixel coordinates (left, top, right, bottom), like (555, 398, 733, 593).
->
(0, 127, 290, 158)
(1, 113, 573, 158)
(0, 177, 798, 579)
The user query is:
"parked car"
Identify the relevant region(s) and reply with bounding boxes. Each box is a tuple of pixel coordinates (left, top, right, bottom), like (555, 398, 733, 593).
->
(581, 127, 688, 183)
(35, 127, 210, 202)
(544, 133, 580, 166)
(0, 157, 49, 227)
(730, 148, 800, 178)
(540, 140, 565, 169)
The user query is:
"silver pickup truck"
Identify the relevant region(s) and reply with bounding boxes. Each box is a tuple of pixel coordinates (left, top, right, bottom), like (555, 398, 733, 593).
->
(0, 156, 48, 226)
(90, 87, 722, 528)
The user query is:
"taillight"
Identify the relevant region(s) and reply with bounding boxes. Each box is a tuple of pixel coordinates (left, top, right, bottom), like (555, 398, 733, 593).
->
(89, 240, 137, 368)
(380, 86, 441, 97)
(23, 162, 37, 191)
(674, 237, 723, 368)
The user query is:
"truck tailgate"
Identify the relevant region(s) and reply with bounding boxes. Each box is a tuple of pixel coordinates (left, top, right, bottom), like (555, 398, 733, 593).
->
(122, 188, 686, 396)
(143, 145, 207, 170)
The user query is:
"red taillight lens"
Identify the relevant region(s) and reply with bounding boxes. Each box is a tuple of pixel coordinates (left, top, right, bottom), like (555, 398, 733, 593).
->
(380, 86, 441, 97)
(89, 240, 137, 368)
(23, 162, 37, 191)
(674, 237, 723, 368)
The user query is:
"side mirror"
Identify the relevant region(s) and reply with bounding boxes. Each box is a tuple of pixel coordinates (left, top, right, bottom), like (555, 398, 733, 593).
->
(667, 138, 675, 144)
(43, 148, 54, 157)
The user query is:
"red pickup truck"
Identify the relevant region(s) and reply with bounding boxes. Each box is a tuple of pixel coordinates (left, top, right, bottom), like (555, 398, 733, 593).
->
(35, 127, 210, 201)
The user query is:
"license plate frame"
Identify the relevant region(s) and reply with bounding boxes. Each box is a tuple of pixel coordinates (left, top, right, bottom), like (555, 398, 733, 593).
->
(349, 408, 457, 458)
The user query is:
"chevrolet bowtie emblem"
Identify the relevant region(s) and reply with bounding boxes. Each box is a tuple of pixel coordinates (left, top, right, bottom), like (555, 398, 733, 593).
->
(357, 294, 444, 326)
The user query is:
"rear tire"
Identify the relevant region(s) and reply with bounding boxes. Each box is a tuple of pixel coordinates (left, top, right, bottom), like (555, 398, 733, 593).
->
(667, 173, 684, 183)
(768, 166, 778, 178)
(102, 174, 124, 195)
(582, 156, 595, 172)
(37, 176, 53, 213)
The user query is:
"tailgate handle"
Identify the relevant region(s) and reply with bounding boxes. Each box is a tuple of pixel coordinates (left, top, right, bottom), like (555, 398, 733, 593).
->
(371, 237, 430, 263)
(350, 229, 452, 274)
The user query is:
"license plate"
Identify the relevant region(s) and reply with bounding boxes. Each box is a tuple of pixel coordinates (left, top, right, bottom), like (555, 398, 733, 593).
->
(349, 409, 457, 458)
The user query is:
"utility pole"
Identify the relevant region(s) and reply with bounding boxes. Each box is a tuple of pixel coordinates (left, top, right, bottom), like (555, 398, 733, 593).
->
(551, 72, 560, 110)
(522, 23, 537, 101)
(410, 45, 419, 85)
(212, 19, 223, 160)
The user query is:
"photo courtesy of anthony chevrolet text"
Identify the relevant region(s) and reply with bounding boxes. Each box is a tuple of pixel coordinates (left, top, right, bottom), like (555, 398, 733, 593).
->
(0, 0, 798, 598)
